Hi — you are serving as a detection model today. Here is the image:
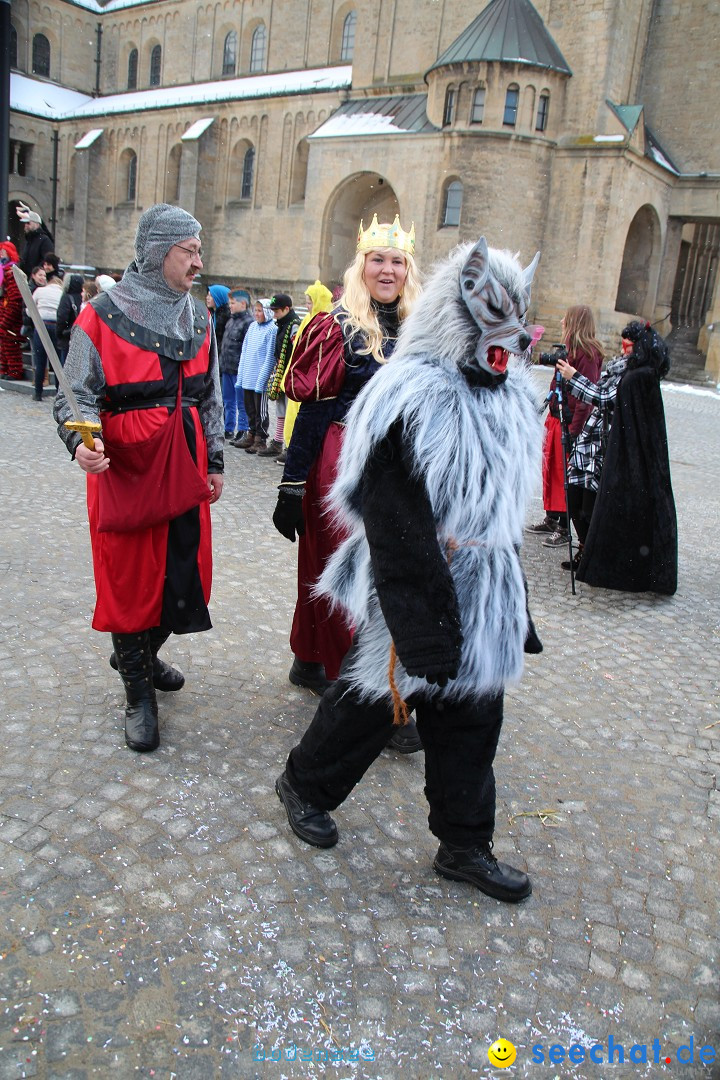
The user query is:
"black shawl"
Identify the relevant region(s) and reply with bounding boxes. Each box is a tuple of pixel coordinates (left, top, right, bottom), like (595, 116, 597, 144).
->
(577, 364, 677, 595)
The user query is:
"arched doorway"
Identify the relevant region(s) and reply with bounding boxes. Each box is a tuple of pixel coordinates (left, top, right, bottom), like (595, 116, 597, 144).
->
(615, 205, 662, 318)
(319, 172, 400, 287)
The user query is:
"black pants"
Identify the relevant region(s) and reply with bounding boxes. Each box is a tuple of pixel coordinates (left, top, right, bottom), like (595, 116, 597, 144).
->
(243, 389, 269, 440)
(286, 667, 504, 847)
(567, 485, 596, 546)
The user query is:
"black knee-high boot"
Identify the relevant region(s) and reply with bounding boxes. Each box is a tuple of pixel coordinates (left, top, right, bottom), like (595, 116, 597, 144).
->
(111, 632, 159, 752)
(109, 628, 185, 692)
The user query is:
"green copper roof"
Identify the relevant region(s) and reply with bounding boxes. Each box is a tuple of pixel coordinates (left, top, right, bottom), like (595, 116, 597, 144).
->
(427, 0, 572, 77)
(607, 101, 644, 133)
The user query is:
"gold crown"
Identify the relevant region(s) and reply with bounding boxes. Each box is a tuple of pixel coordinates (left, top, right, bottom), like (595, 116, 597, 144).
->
(356, 213, 416, 256)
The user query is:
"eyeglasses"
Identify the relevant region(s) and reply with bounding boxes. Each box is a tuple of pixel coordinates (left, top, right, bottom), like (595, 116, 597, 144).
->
(174, 243, 203, 259)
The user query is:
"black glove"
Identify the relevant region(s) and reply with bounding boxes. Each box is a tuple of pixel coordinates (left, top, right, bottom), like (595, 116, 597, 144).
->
(399, 619, 463, 689)
(272, 487, 305, 542)
(405, 660, 460, 688)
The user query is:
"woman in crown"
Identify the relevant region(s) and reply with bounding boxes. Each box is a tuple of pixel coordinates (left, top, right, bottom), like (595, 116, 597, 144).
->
(272, 213, 422, 749)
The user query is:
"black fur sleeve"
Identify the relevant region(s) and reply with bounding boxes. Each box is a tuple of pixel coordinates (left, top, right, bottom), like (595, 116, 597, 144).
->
(360, 422, 463, 683)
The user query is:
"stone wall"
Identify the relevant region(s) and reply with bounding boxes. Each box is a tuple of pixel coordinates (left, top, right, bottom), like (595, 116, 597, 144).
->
(8, 0, 720, 370)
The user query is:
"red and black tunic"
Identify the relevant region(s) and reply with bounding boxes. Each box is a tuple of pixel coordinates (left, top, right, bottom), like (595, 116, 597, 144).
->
(77, 299, 215, 634)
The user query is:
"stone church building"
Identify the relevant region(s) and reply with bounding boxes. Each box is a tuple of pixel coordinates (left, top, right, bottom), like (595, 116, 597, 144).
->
(8, 0, 720, 374)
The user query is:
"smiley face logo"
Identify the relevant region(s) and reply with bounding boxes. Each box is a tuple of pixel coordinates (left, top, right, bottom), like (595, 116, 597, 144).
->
(488, 1038, 517, 1068)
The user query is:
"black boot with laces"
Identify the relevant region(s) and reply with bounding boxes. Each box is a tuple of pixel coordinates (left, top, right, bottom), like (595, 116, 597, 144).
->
(433, 840, 532, 902)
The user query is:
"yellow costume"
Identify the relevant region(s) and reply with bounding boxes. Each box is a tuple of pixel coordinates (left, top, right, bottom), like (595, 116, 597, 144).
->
(281, 280, 333, 446)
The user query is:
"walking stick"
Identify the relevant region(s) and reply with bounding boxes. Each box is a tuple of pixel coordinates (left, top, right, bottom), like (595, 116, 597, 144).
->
(554, 371, 576, 595)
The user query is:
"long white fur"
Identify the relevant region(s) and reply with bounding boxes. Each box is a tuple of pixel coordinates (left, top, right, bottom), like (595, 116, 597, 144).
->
(318, 241, 543, 703)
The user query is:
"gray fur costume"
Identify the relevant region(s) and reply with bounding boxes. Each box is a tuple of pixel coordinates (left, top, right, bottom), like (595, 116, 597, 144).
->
(318, 239, 542, 704)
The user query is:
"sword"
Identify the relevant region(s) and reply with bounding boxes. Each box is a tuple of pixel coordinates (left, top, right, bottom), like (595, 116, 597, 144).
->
(12, 265, 102, 450)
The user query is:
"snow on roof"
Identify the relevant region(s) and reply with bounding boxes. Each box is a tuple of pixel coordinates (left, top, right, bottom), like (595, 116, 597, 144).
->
(10, 66, 352, 122)
(181, 117, 215, 141)
(646, 142, 679, 175)
(75, 128, 104, 148)
(11, 75, 92, 119)
(311, 112, 414, 138)
(310, 95, 435, 139)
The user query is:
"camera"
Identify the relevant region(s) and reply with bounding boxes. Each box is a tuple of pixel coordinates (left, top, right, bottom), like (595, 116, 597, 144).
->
(537, 343, 567, 366)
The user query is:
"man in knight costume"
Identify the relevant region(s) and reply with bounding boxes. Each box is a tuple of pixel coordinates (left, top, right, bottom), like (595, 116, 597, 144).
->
(54, 204, 224, 753)
(276, 236, 542, 903)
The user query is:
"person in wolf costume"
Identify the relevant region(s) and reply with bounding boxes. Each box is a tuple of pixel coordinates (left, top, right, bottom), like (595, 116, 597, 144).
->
(275, 236, 543, 903)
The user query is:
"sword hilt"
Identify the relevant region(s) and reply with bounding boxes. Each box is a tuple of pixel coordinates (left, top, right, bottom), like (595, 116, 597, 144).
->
(64, 419, 103, 450)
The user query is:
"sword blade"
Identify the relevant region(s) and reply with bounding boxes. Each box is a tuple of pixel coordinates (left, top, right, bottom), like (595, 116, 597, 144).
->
(12, 264, 86, 422)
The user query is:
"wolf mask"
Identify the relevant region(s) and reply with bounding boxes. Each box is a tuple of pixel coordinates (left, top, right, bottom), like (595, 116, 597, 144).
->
(394, 237, 540, 385)
(461, 237, 540, 379)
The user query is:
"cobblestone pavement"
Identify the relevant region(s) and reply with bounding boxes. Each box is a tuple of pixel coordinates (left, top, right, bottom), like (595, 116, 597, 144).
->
(0, 373, 718, 1080)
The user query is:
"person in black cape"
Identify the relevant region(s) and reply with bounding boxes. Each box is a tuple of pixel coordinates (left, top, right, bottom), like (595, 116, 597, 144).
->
(557, 321, 677, 596)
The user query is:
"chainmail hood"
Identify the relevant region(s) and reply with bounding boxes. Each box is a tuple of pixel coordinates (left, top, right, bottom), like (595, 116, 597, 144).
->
(109, 203, 202, 341)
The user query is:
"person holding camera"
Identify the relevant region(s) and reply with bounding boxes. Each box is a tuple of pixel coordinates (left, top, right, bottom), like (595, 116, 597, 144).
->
(527, 306, 603, 547)
(555, 335, 630, 570)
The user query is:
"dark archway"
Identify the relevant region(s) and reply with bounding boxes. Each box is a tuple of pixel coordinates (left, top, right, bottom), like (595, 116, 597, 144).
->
(319, 172, 400, 287)
(615, 205, 662, 318)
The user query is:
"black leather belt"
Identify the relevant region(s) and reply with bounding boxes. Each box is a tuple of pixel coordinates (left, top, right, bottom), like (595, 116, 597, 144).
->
(107, 396, 200, 415)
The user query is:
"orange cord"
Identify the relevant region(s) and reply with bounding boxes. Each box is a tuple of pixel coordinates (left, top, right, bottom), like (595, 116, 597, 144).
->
(388, 642, 410, 727)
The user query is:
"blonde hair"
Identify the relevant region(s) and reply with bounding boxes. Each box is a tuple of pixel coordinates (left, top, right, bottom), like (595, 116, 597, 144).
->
(563, 304, 603, 363)
(340, 247, 422, 362)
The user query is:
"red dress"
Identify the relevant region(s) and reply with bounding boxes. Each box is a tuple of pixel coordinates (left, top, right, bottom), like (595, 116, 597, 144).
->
(284, 311, 387, 680)
(77, 303, 213, 634)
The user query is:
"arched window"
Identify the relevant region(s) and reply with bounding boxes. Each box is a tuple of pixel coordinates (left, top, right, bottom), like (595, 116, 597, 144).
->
(536, 92, 550, 132)
(127, 48, 138, 90)
(121, 150, 137, 202)
(250, 25, 266, 73)
(290, 138, 309, 204)
(32, 34, 50, 77)
(442, 87, 456, 127)
(222, 31, 237, 76)
(442, 180, 462, 227)
(503, 84, 519, 127)
(10, 24, 18, 68)
(340, 12, 356, 62)
(241, 146, 255, 199)
(127, 153, 137, 201)
(149, 44, 162, 87)
(470, 87, 485, 125)
(165, 144, 182, 203)
(67, 152, 77, 209)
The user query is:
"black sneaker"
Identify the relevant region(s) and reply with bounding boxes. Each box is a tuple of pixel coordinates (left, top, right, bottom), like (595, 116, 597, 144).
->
(275, 772, 338, 848)
(542, 529, 569, 548)
(525, 516, 558, 534)
(433, 840, 531, 902)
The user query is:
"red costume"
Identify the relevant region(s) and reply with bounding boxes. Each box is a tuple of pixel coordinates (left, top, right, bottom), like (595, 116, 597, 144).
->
(76, 301, 214, 634)
(281, 308, 396, 680)
(0, 243, 25, 380)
